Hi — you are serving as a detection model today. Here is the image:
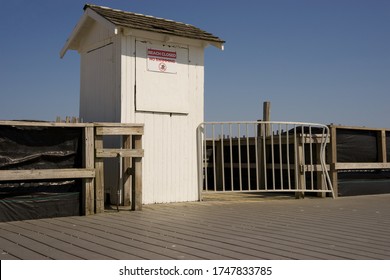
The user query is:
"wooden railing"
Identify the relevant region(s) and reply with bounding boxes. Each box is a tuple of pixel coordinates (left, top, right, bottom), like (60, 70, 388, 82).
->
(328, 124, 390, 196)
(94, 123, 144, 213)
(0, 121, 143, 215)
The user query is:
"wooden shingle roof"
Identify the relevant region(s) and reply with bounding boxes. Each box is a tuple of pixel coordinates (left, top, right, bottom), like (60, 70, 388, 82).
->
(61, 4, 224, 58)
(85, 4, 225, 45)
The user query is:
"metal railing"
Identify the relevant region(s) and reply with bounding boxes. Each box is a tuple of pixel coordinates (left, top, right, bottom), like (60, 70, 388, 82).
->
(197, 121, 334, 198)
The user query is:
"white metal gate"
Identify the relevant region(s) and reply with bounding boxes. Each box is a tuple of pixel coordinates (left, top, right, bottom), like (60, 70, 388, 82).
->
(197, 121, 335, 198)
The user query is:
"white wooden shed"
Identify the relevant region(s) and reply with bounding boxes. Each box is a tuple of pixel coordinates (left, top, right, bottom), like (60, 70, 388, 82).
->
(61, 4, 224, 204)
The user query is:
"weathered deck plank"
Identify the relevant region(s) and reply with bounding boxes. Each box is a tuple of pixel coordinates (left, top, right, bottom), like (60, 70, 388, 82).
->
(1, 194, 390, 260)
(0, 227, 80, 260)
(89, 214, 285, 259)
(21, 219, 142, 260)
(63, 216, 236, 260)
(52, 217, 204, 260)
(150, 202, 388, 258)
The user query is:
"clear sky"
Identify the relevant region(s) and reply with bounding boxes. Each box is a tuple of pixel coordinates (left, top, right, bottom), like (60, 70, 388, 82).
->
(0, 0, 389, 128)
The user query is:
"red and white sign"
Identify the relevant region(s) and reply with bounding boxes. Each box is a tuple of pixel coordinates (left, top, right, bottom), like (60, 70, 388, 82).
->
(147, 48, 177, 74)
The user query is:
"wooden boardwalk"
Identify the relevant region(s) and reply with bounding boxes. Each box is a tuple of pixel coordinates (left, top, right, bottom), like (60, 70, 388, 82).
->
(1, 194, 390, 260)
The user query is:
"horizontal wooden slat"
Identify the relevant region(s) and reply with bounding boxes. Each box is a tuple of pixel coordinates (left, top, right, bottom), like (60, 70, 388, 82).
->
(96, 149, 144, 158)
(0, 168, 95, 181)
(94, 122, 144, 127)
(95, 126, 144, 136)
(266, 164, 330, 172)
(334, 162, 390, 170)
(330, 124, 390, 132)
(0, 120, 94, 128)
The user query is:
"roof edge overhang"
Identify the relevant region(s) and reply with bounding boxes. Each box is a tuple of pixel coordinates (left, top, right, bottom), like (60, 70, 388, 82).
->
(61, 6, 224, 58)
(210, 42, 224, 51)
(60, 7, 118, 58)
(122, 28, 224, 50)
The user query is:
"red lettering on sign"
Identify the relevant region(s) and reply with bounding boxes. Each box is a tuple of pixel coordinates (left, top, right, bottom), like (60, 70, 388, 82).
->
(148, 48, 177, 59)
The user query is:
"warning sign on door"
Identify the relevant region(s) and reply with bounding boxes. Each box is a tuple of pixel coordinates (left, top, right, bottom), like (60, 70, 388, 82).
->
(147, 48, 177, 74)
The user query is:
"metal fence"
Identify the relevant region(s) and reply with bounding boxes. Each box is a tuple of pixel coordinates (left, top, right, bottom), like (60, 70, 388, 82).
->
(197, 121, 334, 198)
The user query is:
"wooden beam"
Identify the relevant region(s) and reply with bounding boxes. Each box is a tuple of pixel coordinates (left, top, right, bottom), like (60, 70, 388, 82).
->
(82, 126, 95, 216)
(94, 135, 105, 214)
(378, 130, 387, 163)
(0, 169, 95, 181)
(0, 120, 93, 128)
(334, 162, 390, 170)
(95, 149, 144, 158)
(95, 126, 144, 136)
(263, 101, 271, 137)
(132, 135, 143, 211)
(123, 136, 132, 207)
(328, 124, 390, 132)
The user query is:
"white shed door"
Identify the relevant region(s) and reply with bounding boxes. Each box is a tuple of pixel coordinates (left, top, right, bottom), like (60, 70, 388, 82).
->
(135, 41, 189, 114)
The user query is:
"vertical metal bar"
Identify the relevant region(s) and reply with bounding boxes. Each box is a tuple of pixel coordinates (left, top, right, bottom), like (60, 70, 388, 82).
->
(197, 124, 203, 200)
(204, 124, 208, 192)
(301, 125, 306, 190)
(319, 126, 327, 192)
(279, 123, 283, 189)
(254, 123, 259, 190)
(263, 123, 268, 189)
(309, 126, 314, 190)
(294, 125, 298, 191)
(286, 124, 291, 190)
(271, 124, 275, 190)
(246, 123, 251, 190)
(212, 124, 217, 191)
(229, 124, 233, 191)
(238, 124, 242, 191)
(221, 124, 225, 191)
(323, 126, 335, 198)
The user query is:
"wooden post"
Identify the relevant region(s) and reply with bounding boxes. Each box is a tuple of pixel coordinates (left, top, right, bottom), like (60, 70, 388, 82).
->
(94, 133, 105, 213)
(378, 130, 387, 163)
(263, 101, 271, 137)
(257, 122, 266, 190)
(295, 140, 305, 199)
(82, 126, 95, 215)
(316, 139, 326, 198)
(256, 101, 271, 190)
(122, 135, 132, 206)
(132, 135, 143, 211)
(215, 138, 223, 190)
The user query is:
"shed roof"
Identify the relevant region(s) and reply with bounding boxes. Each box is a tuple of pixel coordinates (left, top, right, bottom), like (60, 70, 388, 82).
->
(61, 4, 225, 58)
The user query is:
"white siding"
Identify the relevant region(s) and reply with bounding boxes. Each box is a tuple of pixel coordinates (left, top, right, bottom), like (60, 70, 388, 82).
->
(79, 22, 122, 202)
(79, 25, 205, 204)
(121, 35, 204, 204)
(79, 22, 120, 122)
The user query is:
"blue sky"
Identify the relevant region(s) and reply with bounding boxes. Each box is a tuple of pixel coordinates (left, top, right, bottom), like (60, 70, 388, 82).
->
(0, 0, 389, 128)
